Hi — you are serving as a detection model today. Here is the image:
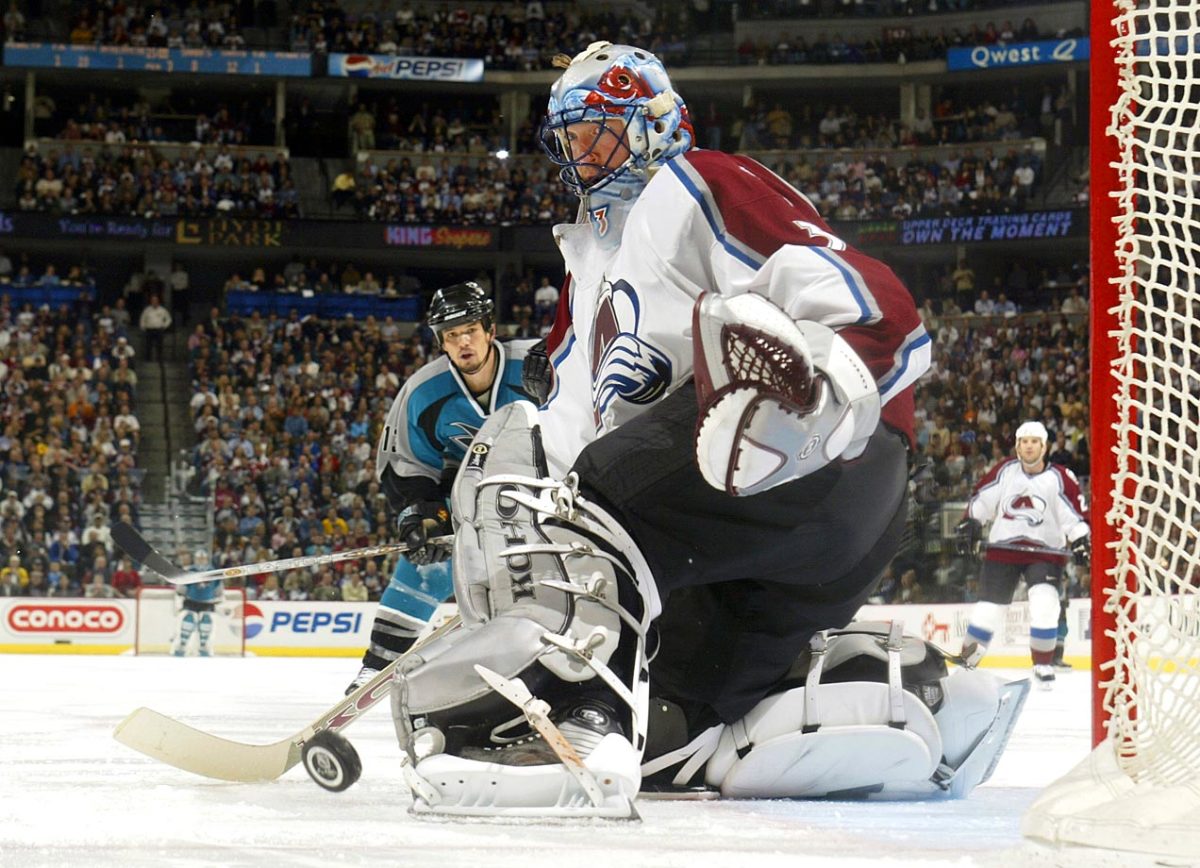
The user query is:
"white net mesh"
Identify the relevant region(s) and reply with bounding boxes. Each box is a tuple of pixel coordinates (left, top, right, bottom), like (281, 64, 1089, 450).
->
(1104, 0, 1200, 788)
(1022, 3, 1200, 855)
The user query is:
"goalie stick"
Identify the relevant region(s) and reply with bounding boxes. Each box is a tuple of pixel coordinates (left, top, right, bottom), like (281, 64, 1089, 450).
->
(113, 615, 462, 782)
(111, 521, 452, 585)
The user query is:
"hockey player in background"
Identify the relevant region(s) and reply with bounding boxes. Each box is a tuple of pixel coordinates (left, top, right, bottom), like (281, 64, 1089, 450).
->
(173, 550, 221, 657)
(955, 420, 1090, 686)
(356, 43, 1029, 818)
(346, 282, 539, 693)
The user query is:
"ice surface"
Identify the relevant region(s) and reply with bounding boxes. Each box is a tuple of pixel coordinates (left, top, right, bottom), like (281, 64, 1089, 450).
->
(0, 656, 1175, 868)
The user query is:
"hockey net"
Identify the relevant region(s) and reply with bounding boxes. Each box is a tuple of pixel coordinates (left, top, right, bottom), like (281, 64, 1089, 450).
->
(1022, 2, 1200, 856)
(134, 586, 247, 657)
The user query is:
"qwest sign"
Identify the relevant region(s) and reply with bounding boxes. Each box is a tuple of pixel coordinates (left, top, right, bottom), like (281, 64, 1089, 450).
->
(947, 38, 1089, 71)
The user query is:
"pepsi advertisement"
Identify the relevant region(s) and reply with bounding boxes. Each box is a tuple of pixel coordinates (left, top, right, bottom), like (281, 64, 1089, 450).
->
(328, 53, 484, 82)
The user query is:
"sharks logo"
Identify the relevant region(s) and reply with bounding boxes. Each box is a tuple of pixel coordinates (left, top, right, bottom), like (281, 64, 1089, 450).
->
(1003, 493, 1047, 525)
(590, 277, 673, 424)
(448, 421, 480, 453)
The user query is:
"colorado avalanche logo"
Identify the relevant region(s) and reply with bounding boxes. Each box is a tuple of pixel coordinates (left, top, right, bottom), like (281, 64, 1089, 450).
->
(584, 65, 653, 114)
(590, 278, 672, 422)
(1003, 493, 1048, 525)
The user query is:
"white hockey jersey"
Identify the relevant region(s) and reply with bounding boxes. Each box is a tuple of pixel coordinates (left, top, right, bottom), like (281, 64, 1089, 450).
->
(538, 149, 931, 475)
(966, 458, 1089, 564)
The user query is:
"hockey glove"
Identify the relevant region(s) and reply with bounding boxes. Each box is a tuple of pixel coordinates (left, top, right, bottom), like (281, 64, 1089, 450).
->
(522, 338, 552, 405)
(397, 501, 453, 566)
(954, 518, 984, 557)
(1070, 535, 1090, 567)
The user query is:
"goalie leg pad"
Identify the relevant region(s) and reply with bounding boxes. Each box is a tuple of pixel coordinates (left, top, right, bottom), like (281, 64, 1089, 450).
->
(173, 610, 197, 656)
(677, 623, 1025, 801)
(392, 402, 657, 818)
(704, 681, 943, 799)
(692, 292, 880, 497)
(196, 611, 214, 656)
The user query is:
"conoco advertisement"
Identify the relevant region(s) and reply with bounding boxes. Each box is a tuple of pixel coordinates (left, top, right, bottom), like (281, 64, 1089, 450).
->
(2, 599, 135, 649)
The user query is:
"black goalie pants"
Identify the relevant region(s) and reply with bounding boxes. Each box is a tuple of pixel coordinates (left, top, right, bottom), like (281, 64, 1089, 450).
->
(572, 382, 909, 725)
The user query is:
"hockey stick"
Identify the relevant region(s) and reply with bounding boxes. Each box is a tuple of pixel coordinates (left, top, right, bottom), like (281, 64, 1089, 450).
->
(113, 615, 462, 782)
(983, 541, 1071, 557)
(111, 521, 452, 585)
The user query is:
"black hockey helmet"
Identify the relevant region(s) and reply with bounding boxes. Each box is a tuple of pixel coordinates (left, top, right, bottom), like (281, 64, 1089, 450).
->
(427, 282, 494, 342)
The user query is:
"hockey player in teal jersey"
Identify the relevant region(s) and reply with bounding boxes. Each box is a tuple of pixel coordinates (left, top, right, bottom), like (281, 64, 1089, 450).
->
(346, 282, 540, 692)
(173, 550, 223, 657)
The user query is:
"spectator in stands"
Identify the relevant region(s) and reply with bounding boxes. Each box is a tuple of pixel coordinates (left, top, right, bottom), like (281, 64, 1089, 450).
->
(1061, 287, 1087, 315)
(0, 554, 28, 593)
(139, 294, 172, 362)
(342, 570, 369, 602)
(169, 261, 191, 325)
(111, 557, 141, 597)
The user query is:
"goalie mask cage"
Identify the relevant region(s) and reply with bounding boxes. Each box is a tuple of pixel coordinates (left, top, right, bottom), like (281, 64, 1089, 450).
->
(1022, 2, 1200, 857)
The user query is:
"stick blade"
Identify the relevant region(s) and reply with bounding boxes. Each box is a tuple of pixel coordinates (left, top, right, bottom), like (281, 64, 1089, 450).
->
(111, 522, 184, 580)
(114, 707, 297, 782)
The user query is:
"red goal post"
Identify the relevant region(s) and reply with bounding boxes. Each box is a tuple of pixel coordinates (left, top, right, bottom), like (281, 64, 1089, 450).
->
(1023, 2, 1200, 856)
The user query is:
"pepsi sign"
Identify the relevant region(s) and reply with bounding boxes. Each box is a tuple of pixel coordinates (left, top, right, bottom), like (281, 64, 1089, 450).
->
(328, 53, 484, 82)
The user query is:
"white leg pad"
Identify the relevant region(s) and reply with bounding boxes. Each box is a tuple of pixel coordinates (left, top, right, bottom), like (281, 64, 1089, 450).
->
(704, 682, 943, 799)
(408, 733, 640, 819)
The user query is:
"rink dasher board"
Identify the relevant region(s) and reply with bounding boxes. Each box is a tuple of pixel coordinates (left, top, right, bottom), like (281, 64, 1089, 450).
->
(1, 598, 1098, 665)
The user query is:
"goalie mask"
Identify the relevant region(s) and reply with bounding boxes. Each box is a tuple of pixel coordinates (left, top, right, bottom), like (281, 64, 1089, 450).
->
(540, 41, 695, 199)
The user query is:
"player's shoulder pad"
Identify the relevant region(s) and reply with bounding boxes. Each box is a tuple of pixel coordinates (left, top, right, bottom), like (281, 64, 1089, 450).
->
(1050, 462, 1080, 484)
(662, 150, 834, 256)
(978, 455, 1018, 485)
(401, 354, 455, 392)
(498, 337, 540, 363)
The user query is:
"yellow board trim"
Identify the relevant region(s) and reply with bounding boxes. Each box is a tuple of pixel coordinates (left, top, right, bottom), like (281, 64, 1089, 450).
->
(0, 643, 366, 657)
(0, 644, 134, 655)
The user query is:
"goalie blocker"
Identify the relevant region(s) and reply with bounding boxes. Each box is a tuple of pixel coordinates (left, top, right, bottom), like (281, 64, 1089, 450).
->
(383, 404, 1025, 818)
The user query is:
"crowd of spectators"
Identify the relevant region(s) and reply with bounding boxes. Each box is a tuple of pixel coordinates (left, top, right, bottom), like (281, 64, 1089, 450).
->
(183, 307, 430, 602)
(288, 2, 653, 69)
(872, 261, 1092, 605)
(37, 92, 275, 149)
(14, 143, 299, 219)
(328, 91, 1056, 224)
(738, 0, 1064, 21)
(335, 151, 576, 225)
(0, 279, 149, 599)
(731, 88, 1062, 152)
(762, 142, 1043, 220)
(8, 0, 1082, 69)
(345, 96, 509, 156)
(57, 1, 257, 50)
(735, 16, 1057, 65)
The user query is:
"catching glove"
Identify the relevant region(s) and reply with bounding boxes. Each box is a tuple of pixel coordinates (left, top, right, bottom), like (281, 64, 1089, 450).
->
(522, 338, 552, 405)
(397, 500, 453, 566)
(954, 518, 983, 557)
(1070, 535, 1090, 567)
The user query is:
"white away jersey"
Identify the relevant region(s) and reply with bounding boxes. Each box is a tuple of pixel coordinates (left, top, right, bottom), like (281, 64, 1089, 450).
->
(967, 458, 1089, 564)
(539, 149, 931, 475)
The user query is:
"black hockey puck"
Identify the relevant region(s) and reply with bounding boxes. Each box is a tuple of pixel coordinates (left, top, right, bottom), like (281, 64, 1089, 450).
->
(302, 730, 362, 793)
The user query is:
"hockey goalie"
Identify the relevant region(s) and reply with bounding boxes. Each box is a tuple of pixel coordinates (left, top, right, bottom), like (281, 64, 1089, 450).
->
(369, 40, 1024, 818)
(380, 403, 1027, 818)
